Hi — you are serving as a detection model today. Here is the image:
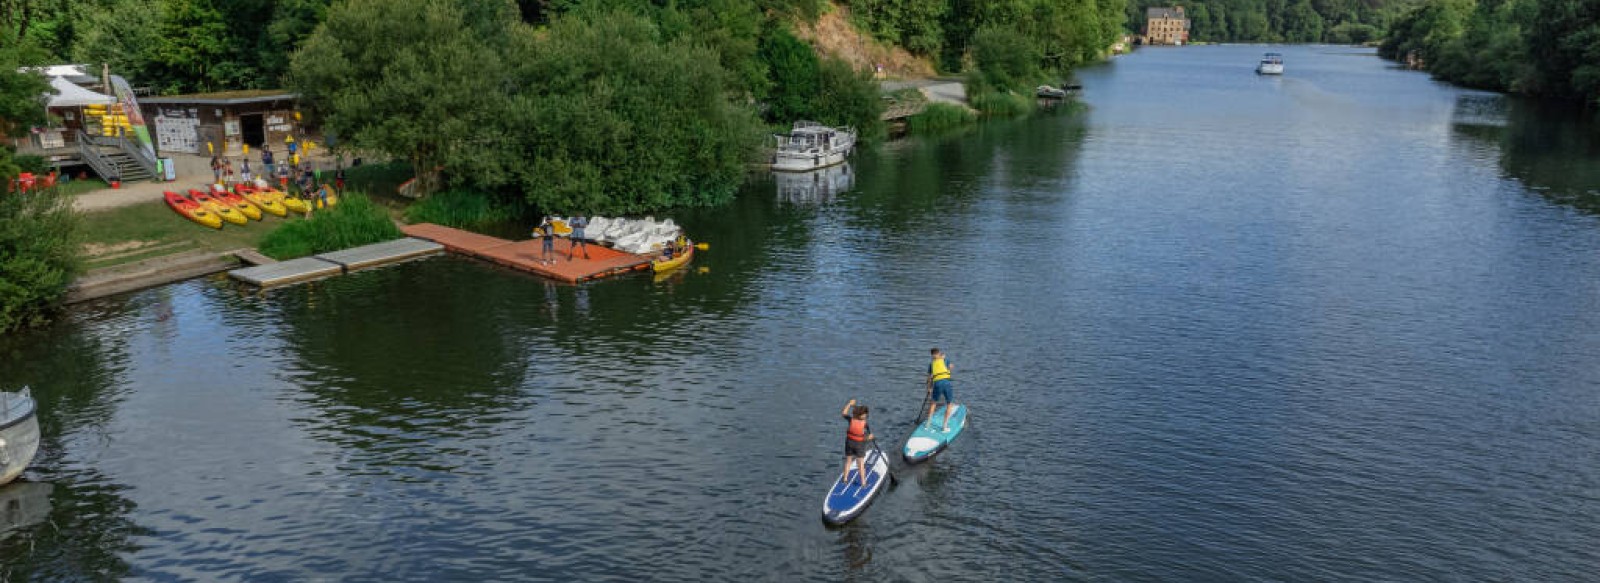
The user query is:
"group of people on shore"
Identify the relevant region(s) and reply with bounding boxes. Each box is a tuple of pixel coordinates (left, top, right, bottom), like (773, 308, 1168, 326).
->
(839, 348, 959, 487)
(209, 140, 345, 206)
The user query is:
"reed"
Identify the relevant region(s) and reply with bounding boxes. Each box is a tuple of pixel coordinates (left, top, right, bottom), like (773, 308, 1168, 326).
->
(258, 192, 401, 260)
(402, 188, 521, 230)
(908, 103, 978, 133)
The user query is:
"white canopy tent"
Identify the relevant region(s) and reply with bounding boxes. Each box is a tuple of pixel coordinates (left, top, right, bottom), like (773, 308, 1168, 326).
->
(45, 76, 114, 108)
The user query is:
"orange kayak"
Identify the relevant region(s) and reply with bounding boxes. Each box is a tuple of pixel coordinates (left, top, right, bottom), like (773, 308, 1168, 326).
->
(165, 190, 222, 229)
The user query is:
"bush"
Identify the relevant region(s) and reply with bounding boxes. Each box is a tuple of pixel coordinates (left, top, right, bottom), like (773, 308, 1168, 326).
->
(403, 188, 521, 229)
(907, 102, 976, 133)
(971, 24, 1041, 94)
(258, 192, 402, 260)
(0, 187, 80, 332)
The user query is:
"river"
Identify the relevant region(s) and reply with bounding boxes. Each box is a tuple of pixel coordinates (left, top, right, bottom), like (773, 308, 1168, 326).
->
(3, 45, 1599, 581)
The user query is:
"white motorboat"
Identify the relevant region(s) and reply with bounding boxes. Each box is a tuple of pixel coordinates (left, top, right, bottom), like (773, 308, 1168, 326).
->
(1257, 53, 1284, 75)
(0, 388, 40, 486)
(772, 121, 856, 172)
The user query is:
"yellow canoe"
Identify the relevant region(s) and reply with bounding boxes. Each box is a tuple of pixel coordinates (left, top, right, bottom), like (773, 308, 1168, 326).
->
(235, 186, 288, 217)
(190, 189, 247, 226)
(652, 244, 694, 273)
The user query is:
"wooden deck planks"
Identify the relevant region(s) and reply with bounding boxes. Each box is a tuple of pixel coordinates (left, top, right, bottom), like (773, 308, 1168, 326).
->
(400, 223, 651, 283)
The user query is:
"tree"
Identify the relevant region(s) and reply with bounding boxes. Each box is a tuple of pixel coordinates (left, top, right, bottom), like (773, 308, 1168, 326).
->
(0, 52, 78, 333)
(290, 0, 520, 195)
(503, 9, 764, 213)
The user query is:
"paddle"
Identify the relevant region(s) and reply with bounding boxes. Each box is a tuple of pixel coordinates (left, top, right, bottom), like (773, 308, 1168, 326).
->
(911, 382, 932, 427)
(869, 436, 898, 486)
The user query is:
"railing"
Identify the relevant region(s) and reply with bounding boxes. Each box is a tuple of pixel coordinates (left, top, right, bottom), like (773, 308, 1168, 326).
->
(118, 133, 159, 177)
(76, 131, 120, 181)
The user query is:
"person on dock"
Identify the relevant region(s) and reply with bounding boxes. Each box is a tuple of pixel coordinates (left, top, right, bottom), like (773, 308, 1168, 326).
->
(925, 347, 957, 432)
(840, 399, 875, 488)
(568, 215, 590, 261)
(536, 216, 556, 264)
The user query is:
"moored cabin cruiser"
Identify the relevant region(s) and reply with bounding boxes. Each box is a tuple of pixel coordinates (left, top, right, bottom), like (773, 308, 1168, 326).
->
(1257, 53, 1284, 75)
(0, 388, 40, 486)
(772, 121, 856, 172)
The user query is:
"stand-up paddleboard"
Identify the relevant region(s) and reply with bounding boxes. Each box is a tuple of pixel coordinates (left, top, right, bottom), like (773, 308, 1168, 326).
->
(822, 446, 890, 525)
(904, 404, 968, 463)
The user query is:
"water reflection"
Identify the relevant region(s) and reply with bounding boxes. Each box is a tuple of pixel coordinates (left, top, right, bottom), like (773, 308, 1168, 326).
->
(1451, 95, 1600, 212)
(0, 482, 51, 538)
(775, 163, 856, 204)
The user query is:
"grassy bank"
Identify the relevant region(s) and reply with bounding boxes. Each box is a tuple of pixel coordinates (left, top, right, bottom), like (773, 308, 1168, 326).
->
(75, 199, 280, 270)
(907, 102, 978, 134)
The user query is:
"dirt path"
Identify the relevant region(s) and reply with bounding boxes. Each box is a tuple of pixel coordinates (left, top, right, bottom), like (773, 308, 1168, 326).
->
(72, 179, 213, 212)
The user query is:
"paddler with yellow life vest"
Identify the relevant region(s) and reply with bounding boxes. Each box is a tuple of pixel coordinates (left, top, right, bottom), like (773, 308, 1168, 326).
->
(926, 348, 957, 432)
(840, 399, 875, 488)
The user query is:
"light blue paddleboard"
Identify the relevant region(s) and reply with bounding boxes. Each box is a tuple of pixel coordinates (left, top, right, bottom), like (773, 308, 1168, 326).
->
(903, 404, 967, 463)
(822, 446, 889, 525)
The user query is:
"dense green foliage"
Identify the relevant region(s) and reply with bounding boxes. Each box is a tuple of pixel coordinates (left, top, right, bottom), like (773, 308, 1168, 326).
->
(1126, 0, 1417, 43)
(0, 185, 80, 332)
(403, 188, 521, 229)
(286, 0, 891, 213)
(846, 0, 1125, 73)
(1380, 0, 1600, 104)
(257, 192, 401, 259)
(0, 47, 78, 333)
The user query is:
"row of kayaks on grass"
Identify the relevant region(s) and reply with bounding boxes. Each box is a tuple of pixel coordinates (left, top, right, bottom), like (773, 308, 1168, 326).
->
(822, 403, 969, 525)
(165, 185, 340, 229)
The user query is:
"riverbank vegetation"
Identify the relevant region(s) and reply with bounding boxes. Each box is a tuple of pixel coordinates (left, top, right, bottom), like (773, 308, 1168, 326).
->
(0, 47, 78, 333)
(1379, 0, 1600, 106)
(257, 193, 400, 260)
(1124, 0, 1414, 44)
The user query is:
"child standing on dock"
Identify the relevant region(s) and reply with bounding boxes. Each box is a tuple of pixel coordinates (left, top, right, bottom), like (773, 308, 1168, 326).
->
(840, 399, 875, 488)
(536, 217, 556, 264)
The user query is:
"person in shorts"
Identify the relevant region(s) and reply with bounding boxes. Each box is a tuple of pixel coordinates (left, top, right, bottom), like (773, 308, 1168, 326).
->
(925, 347, 956, 432)
(840, 399, 875, 488)
(535, 216, 555, 264)
(568, 215, 589, 260)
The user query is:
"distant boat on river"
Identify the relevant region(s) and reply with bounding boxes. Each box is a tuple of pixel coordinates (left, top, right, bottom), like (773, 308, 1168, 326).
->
(772, 121, 856, 172)
(1, 388, 40, 486)
(1257, 53, 1284, 75)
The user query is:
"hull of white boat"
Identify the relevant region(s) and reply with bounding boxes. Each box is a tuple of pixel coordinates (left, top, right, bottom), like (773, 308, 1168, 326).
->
(772, 150, 850, 172)
(1257, 63, 1284, 75)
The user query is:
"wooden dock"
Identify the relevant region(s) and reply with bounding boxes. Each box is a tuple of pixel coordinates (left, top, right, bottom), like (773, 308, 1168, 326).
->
(228, 237, 444, 287)
(401, 223, 652, 283)
(229, 257, 343, 287)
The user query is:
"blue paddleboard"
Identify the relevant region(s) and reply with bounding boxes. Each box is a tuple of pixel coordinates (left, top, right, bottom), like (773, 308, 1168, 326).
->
(821, 446, 890, 525)
(903, 404, 967, 463)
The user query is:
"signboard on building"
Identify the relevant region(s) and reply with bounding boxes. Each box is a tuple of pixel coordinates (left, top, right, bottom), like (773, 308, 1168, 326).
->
(154, 108, 201, 154)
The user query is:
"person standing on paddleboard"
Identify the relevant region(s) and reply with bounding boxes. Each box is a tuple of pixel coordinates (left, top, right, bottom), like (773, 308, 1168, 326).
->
(841, 400, 875, 488)
(926, 348, 957, 432)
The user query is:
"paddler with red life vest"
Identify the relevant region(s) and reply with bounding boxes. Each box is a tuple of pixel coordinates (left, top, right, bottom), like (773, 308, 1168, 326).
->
(926, 348, 956, 432)
(840, 399, 875, 488)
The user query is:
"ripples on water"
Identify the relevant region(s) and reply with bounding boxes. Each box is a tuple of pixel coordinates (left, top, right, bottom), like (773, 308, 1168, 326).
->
(3, 45, 1600, 581)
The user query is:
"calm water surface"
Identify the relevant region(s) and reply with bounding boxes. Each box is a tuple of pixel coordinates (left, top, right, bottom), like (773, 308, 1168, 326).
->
(4, 45, 1600, 581)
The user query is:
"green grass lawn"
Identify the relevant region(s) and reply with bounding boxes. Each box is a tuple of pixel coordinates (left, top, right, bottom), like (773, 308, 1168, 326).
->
(77, 200, 292, 270)
(53, 178, 111, 197)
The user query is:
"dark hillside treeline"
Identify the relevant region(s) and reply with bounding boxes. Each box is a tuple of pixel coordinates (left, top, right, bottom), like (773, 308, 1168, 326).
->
(843, 0, 1127, 74)
(1125, 0, 1422, 43)
(1379, 0, 1600, 106)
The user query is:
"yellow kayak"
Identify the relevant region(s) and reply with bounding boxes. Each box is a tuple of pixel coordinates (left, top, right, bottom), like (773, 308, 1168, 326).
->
(265, 188, 311, 214)
(652, 244, 693, 273)
(189, 189, 248, 226)
(235, 186, 287, 217)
